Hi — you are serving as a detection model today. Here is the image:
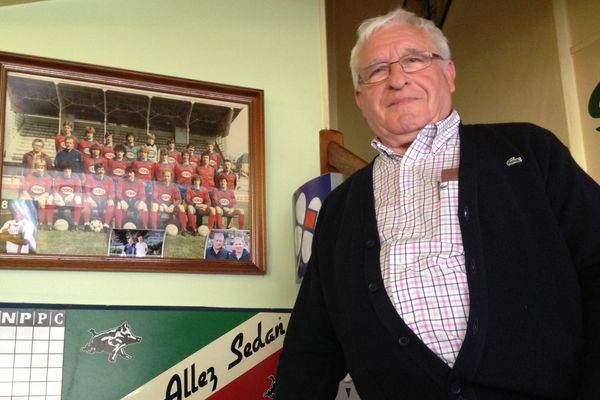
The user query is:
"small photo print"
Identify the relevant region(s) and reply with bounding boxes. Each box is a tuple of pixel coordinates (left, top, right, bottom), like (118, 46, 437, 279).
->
(108, 229, 166, 258)
(204, 229, 250, 261)
(0, 199, 39, 254)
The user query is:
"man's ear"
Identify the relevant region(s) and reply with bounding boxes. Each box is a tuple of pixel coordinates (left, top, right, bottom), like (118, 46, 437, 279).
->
(355, 89, 364, 113)
(444, 60, 456, 93)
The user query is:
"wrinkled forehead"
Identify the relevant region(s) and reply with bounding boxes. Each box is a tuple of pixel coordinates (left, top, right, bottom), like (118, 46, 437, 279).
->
(360, 24, 436, 65)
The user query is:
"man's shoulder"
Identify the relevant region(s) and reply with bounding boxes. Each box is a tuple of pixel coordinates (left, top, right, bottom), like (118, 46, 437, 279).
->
(460, 122, 565, 153)
(461, 122, 558, 142)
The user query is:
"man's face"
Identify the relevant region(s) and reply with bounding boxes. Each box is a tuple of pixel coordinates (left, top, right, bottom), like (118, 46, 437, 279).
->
(35, 163, 46, 175)
(127, 170, 135, 180)
(233, 239, 243, 252)
(163, 171, 172, 183)
(137, 236, 144, 243)
(354, 24, 456, 153)
(208, 144, 214, 152)
(96, 167, 105, 176)
(65, 138, 75, 150)
(213, 237, 223, 250)
(140, 151, 148, 160)
(63, 125, 72, 135)
(202, 155, 210, 166)
(147, 137, 155, 145)
(86, 131, 94, 140)
(32, 142, 43, 153)
(64, 168, 72, 178)
(92, 149, 100, 158)
(220, 179, 228, 190)
(127, 135, 134, 144)
(187, 146, 195, 154)
(167, 142, 175, 150)
(224, 161, 232, 172)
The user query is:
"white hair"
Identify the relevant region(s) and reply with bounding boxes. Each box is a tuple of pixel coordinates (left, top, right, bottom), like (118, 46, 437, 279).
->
(349, 7, 451, 89)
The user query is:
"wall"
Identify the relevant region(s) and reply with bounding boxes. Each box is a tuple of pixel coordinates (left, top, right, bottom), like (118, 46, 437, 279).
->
(442, 0, 569, 144)
(0, 0, 324, 308)
(567, 0, 600, 181)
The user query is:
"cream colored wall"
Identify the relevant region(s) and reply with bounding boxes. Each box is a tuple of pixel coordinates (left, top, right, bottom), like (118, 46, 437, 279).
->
(444, 0, 569, 145)
(0, 0, 324, 308)
(566, 0, 600, 182)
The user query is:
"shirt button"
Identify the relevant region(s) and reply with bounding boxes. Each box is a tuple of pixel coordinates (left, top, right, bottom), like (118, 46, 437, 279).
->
(450, 383, 461, 394)
(367, 282, 378, 292)
(398, 336, 410, 346)
(472, 318, 479, 335)
(469, 260, 477, 273)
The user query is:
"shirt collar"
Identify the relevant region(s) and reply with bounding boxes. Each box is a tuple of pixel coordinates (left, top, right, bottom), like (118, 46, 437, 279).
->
(371, 110, 461, 161)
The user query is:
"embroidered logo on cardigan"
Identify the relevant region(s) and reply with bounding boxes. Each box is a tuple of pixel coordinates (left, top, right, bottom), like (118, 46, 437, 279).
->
(506, 156, 523, 166)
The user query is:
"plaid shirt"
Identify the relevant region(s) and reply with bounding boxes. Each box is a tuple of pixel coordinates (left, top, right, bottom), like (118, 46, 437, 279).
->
(372, 110, 468, 366)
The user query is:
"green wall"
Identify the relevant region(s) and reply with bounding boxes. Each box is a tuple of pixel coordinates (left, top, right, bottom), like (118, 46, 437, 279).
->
(0, 0, 324, 308)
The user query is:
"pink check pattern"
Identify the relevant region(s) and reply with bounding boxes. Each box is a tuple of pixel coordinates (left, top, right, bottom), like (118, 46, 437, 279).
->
(372, 111, 468, 366)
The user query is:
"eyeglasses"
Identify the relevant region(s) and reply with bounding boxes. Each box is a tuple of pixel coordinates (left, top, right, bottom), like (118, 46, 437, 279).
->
(358, 51, 444, 85)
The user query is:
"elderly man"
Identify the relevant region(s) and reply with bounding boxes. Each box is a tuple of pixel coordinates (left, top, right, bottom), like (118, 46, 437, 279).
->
(275, 7, 600, 400)
(22, 138, 53, 172)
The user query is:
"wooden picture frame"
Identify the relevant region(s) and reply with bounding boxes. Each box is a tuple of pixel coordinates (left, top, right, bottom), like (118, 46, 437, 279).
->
(0, 51, 265, 274)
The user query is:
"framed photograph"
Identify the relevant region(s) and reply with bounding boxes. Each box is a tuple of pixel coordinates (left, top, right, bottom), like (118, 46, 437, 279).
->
(0, 51, 265, 274)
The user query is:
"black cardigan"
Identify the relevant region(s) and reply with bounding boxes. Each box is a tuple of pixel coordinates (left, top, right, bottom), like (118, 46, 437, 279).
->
(275, 123, 600, 400)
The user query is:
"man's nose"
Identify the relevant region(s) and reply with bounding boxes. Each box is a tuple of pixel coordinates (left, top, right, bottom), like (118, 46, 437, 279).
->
(388, 62, 409, 88)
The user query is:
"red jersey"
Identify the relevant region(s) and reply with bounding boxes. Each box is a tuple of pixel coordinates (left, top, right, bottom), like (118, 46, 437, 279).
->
(102, 145, 115, 160)
(53, 175, 82, 197)
(208, 152, 222, 169)
(117, 178, 146, 202)
(185, 186, 211, 206)
(22, 173, 52, 197)
(131, 160, 156, 182)
(78, 139, 98, 158)
(219, 171, 237, 190)
(212, 188, 237, 208)
(83, 156, 108, 175)
(154, 162, 175, 182)
(108, 158, 130, 178)
(175, 163, 196, 186)
(55, 134, 79, 152)
(85, 175, 115, 201)
(197, 165, 216, 189)
(189, 155, 201, 166)
(167, 150, 182, 164)
(152, 182, 180, 205)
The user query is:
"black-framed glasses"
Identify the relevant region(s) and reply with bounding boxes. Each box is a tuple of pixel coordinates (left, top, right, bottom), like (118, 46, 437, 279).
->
(358, 51, 444, 85)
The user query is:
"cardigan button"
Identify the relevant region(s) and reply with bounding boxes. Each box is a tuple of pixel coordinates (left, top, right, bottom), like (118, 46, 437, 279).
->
(469, 260, 477, 273)
(472, 318, 479, 335)
(367, 282, 378, 292)
(365, 239, 376, 248)
(450, 383, 461, 394)
(462, 206, 470, 221)
(398, 336, 410, 346)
